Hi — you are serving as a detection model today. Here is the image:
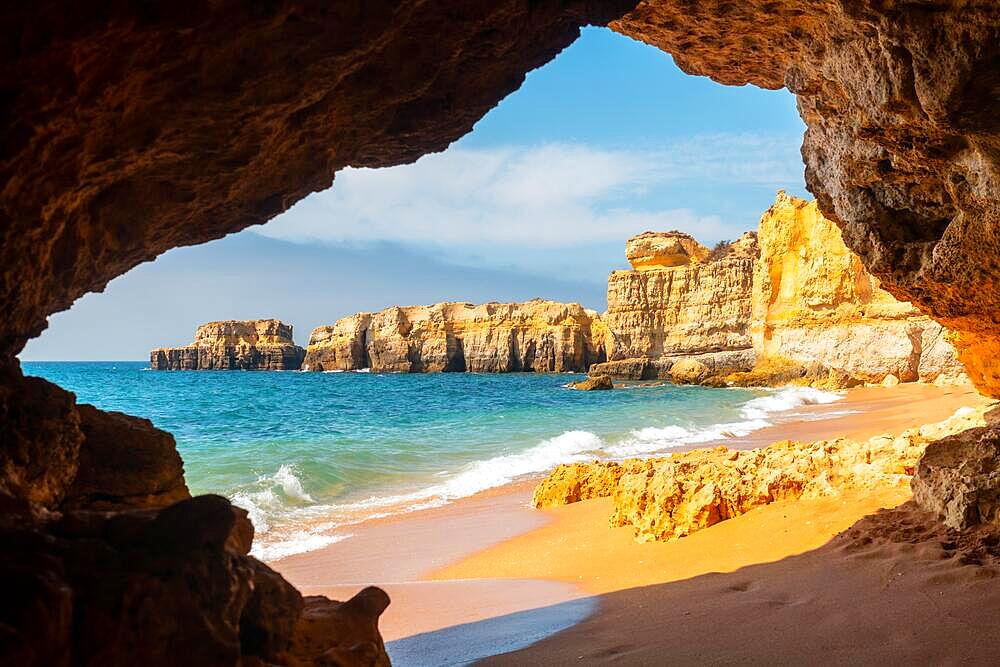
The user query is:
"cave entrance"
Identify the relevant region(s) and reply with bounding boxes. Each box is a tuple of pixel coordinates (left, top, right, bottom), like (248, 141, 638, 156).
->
(7, 3, 997, 664)
(18, 25, 807, 563)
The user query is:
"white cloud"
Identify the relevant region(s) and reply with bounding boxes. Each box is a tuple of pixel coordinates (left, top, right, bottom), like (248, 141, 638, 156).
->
(258, 135, 803, 250)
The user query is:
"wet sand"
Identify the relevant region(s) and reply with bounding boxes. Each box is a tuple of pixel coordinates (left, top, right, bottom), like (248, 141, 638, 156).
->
(269, 383, 991, 664)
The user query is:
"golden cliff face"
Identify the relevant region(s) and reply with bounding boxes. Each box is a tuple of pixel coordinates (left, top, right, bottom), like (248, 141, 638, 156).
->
(752, 193, 966, 384)
(604, 231, 758, 362)
(625, 230, 711, 270)
(304, 299, 606, 373)
(150, 319, 306, 370)
(596, 194, 967, 387)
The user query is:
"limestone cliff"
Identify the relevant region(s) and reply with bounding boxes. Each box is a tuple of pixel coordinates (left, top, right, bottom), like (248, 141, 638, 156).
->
(304, 300, 607, 373)
(750, 193, 966, 385)
(534, 406, 987, 543)
(594, 193, 967, 387)
(151, 319, 305, 371)
(595, 231, 759, 380)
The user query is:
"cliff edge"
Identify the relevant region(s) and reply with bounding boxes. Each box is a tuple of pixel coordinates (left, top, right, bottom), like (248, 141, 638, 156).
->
(303, 299, 607, 373)
(150, 319, 305, 370)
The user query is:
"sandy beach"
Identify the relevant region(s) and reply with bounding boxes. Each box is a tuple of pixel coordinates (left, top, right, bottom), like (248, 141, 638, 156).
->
(271, 383, 993, 664)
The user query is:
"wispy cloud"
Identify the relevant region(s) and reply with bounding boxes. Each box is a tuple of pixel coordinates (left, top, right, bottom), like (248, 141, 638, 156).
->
(258, 134, 803, 251)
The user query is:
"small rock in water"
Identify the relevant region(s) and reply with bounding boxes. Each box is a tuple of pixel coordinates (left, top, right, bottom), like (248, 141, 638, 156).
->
(570, 375, 614, 391)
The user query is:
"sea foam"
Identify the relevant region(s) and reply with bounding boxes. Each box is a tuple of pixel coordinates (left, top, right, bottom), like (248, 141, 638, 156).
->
(237, 385, 845, 560)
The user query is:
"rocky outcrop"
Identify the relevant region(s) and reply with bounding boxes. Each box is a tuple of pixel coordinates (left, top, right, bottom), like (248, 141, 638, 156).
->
(533, 460, 644, 508)
(1, 493, 390, 666)
(596, 194, 967, 387)
(62, 405, 189, 511)
(534, 406, 987, 542)
(2, 1, 1000, 661)
(0, 365, 390, 665)
(913, 425, 1000, 531)
(569, 375, 614, 391)
(304, 300, 607, 373)
(151, 320, 306, 371)
(625, 231, 710, 270)
(601, 231, 758, 378)
(609, 4, 1000, 399)
(750, 193, 967, 385)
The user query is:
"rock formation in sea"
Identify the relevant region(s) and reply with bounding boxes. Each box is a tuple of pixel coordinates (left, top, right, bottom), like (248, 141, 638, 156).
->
(151, 319, 306, 371)
(303, 300, 607, 373)
(533, 406, 988, 542)
(2, 1, 1000, 662)
(568, 374, 614, 391)
(593, 192, 968, 387)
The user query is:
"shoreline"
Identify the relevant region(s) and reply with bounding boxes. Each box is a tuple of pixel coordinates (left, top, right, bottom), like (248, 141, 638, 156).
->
(269, 382, 989, 663)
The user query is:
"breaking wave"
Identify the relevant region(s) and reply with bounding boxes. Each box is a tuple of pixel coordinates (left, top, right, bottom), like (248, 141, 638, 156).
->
(241, 385, 844, 560)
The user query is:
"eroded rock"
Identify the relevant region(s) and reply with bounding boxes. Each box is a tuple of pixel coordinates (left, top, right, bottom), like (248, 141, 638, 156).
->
(305, 300, 607, 373)
(535, 407, 987, 542)
(151, 320, 305, 371)
(913, 425, 1000, 531)
(569, 375, 614, 391)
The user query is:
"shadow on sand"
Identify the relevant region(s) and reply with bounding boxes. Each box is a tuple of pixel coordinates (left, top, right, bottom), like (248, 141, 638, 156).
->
(395, 503, 1000, 666)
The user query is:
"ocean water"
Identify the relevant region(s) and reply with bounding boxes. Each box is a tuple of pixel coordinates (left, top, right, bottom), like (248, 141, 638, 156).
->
(23, 361, 842, 560)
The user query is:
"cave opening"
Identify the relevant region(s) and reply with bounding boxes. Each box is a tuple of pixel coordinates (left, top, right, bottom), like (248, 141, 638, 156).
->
(3, 3, 1000, 666)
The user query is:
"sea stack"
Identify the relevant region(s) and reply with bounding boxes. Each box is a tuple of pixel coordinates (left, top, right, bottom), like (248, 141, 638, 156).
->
(150, 319, 305, 370)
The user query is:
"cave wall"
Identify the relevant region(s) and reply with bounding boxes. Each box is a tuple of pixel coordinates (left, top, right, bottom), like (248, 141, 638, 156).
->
(0, 2, 638, 664)
(3, 0, 1000, 663)
(610, 0, 1000, 395)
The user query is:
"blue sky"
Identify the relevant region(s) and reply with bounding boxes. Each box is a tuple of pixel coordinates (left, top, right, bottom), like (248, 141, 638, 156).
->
(21, 28, 808, 360)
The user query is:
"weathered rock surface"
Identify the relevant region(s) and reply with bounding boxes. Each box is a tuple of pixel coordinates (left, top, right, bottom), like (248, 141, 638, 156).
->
(535, 406, 986, 542)
(913, 425, 1000, 531)
(62, 404, 190, 511)
(2, 0, 1000, 661)
(609, 3, 1000, 399)
(596, 194, 967, 388)
(750, 193, 967, 385)
(151, 319, 305, 371)
(569, 374, 614, 391)
(590, 349, 757, 382)
(0, 494, 390, 666)
(625, 230, 710, 270)
(604, 231, 758, 368)
(305, 300, 607, 373)
(533, 460, 647, 508)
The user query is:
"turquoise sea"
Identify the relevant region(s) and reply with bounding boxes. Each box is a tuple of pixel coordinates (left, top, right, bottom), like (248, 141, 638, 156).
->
(23, 361, 842, 560)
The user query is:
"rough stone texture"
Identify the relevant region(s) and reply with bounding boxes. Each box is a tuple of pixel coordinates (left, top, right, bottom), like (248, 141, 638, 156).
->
(62, 405, 190, 511)
(569, 374, 614, 391)
(913, 425, 1000, 531)
(625, 230, 710, 269)
(151, 319, 305, 371)
(289, 588, 391, 666)
(598, 193, 967, 387)
(533, 460, 648, 508)
(534, 406, 987, 542)
(610, 3, 1000, 397)
(0, 365, 82, 508)
(2, 0, 1000, 660)
(751, 193, 967, 384)
(604, 231, 758, 363)
(590, 349, 756, 381)
(0, 494, 389, 666)
(722, 356, 865, 391)
(305, 300, 607, 373)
